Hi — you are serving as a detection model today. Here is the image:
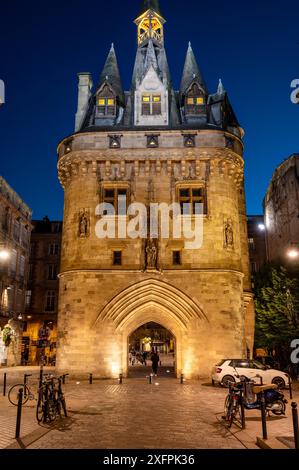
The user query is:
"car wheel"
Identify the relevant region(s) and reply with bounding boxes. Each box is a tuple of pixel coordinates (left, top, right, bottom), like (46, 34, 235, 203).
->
(222, 375, 235, 388)
(272, 377, 286, 389)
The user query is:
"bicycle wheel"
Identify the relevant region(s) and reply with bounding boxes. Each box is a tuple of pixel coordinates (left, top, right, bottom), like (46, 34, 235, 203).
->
(36, 399, 44, 423)
(224, 395, 233, 428)
(44, 398, 57, 423)
(8, 384, 30, 406)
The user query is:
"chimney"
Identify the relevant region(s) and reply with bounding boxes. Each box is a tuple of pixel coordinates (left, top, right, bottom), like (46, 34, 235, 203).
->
(75, 73, 93, 132)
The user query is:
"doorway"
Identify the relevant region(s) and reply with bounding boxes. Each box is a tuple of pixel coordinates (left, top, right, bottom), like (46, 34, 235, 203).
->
(128, 322, 176, 378)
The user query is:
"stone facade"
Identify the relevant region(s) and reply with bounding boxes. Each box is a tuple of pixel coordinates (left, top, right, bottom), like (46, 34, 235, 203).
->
(22, 218, 62, 365)
(247, 215, 267, 274)
(56, 1, 255, 378)
(264, 154, 299, 265)
(0, 176, 32, 366)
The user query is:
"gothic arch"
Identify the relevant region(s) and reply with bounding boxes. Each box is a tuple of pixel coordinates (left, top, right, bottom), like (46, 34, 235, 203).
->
(94, 278, 208, 332)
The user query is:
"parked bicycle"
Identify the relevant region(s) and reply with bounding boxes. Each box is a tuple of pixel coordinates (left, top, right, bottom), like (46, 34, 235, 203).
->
(8, 374, 34, 406)
(36, 376, 67, 423)
(223, 375, 287, 428)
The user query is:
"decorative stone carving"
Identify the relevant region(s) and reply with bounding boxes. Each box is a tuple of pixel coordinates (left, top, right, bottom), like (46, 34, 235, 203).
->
(145, 238, 158, 269)
(79, 209, 90, 238)
(224, 219, 234, 249)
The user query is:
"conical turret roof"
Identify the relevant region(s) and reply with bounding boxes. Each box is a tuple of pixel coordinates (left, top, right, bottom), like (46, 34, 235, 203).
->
(180, 42, 207, 94)
(98, 43, 124, 101)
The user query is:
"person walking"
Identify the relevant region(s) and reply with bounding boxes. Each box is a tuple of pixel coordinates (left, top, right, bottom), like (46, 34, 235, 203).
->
(142, 351, 147, 366)
(151, 350, 160, 376)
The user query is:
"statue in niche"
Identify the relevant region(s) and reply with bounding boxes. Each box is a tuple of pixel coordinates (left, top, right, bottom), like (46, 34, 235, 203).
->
(79, 210, 89, 238)
(145, 238, 158, 269)
(224, 219, 234, 248)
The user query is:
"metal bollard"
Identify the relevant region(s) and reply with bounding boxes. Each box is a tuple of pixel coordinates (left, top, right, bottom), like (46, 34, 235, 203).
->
(289, 376, 293, 400)
(148, 374, 152, 384)
(3, 373, 7, 397)
(119, 373, 123, 384)
(15, 388, 23, 439)
(291, 402, 299, 450)
(260, 392, 268, 440)
(62, 373, 69, 385)
(180, 373, 184, 384)
(89, 373, 93, 385)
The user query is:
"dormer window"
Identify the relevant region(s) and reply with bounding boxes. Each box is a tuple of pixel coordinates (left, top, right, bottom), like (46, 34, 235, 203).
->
(142, 94, 161, 115)
(96, 84, 116, 117)
(185, 84, 205, 115)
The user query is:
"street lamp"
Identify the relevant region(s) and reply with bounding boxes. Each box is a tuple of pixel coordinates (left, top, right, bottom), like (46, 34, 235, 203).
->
(258, 223, 265, 231)
(0, 249, 10, 261)
(287, 249, 299, 259)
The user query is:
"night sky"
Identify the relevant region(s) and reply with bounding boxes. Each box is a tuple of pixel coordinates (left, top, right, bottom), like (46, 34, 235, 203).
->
(0, 0, 298, 220)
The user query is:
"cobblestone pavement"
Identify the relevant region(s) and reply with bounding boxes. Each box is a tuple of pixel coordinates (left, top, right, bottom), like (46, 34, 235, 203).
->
(0, 368, 298, 450)
(27, 379, 245, 449)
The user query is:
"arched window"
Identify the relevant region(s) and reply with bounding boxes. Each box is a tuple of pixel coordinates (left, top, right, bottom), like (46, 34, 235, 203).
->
(96, 84, 116, 117)
(185, 83, 205, 115)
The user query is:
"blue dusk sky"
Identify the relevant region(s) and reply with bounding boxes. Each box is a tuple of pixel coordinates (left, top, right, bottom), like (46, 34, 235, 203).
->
(0, 0, 298, 219)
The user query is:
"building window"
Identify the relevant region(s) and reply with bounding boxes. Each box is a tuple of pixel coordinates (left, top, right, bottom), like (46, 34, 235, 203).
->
(248, 238, 255, 251)
(96, 85, 116, 117)
(10, 249, 17, 275)
(178, 187, 206, 215)
(172, 251, 182, 265)
(183, 135, 196, 148)
(19, 255, 25, 278)
(103, 188, 128, 215)
(13, 220, 20, 242)
(142, 95, 161, 115)
(185, 83, 205, 115)
(147, 135, 159, 148)
(113, 251, 122, 266)
(51, 223, 61, 233)
(48, 243, 59, 256)
(109, 135, 122, 149)
(251, 262, 258, 274)
(25, 290, 32, 309)
(45, 291, 56, 312)
(48, 264, 57, 280)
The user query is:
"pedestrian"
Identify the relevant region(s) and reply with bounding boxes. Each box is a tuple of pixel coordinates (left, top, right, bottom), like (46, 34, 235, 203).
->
(151, 350, 160, 376)
(142, 351, 147, 366)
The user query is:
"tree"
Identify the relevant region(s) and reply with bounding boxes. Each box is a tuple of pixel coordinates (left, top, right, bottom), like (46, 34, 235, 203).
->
(254, 264, 299, 368)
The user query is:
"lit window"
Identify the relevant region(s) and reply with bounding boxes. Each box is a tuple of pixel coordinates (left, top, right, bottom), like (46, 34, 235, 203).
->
(178, 187, 207, 215)
(185, 83, 205, 115)
(142, 94, 161, 115)
(96, 85, 116, 117)
(103, 188, 128, 215)
(113, 251, 122, 266)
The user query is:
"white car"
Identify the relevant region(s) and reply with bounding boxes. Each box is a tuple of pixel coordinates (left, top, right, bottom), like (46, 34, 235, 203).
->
(212, 359, 290, 388)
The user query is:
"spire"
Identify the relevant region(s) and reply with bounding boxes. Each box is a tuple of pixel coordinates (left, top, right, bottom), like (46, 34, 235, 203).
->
(144, 40, 158, 72)
(217, 78, 225, 95)
(180, 42, 207, 94)
(98, 43, 123, 99)
(139, 0, 162, 16)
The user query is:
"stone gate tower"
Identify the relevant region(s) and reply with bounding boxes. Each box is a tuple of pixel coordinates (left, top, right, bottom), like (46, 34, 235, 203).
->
(56, 0, 255, 378)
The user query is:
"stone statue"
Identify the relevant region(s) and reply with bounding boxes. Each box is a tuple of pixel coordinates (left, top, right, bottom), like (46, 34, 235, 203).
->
(79, 210, 89, 238)
(224, 220, 234, 248)
(146, 238, 157, 269)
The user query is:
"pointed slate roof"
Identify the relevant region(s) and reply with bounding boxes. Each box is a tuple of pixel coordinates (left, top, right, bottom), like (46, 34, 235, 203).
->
(180, 42, 207, 94)
(98, 44, 124, 102)
(139, 0, 162, 16)
(144, 40, 159, 72)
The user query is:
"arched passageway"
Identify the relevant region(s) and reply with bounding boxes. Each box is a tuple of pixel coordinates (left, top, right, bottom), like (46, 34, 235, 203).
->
(128, 322, 176, 378)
